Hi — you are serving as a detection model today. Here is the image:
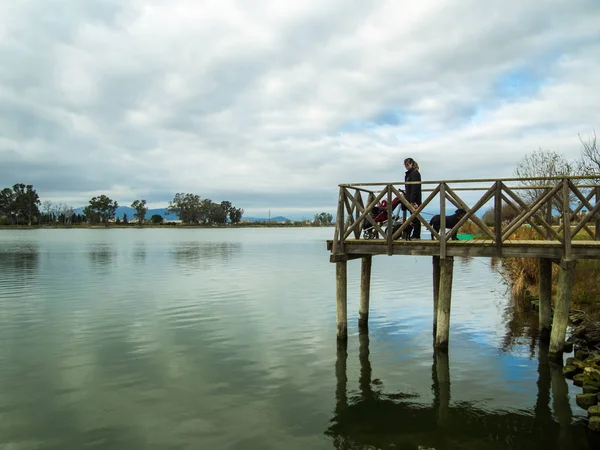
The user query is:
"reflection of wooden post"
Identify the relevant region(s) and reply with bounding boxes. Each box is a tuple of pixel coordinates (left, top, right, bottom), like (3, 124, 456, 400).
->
(359, 256, 372, 331)
(433, 350, 450, 426)
(358, 332, 373, 401)
(336, 261, 348, 340)
(534, 341, 552, 427)
(433, 256, 440, 336)
(549, 259, 576, 357)
(335, 339, 348, 414)
(435, 256, 454, 349)
(550, 361, 573, 449)
(539, 258, 552, 341)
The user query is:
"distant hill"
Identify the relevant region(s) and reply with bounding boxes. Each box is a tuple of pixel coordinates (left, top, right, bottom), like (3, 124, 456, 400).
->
(243, 216, 292, 223)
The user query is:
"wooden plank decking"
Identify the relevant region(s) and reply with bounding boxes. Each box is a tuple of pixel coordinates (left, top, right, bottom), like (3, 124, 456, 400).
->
(327, 238, 600, 260)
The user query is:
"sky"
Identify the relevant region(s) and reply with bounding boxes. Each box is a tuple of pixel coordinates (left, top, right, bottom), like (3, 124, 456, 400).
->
(1, 0, 600, 218)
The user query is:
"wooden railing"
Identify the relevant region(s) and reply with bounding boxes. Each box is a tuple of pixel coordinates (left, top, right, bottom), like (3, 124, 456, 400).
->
(331, 176, 600, 258)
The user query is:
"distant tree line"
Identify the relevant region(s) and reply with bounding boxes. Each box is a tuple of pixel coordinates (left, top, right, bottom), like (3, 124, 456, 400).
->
(0, 188, 246, 227)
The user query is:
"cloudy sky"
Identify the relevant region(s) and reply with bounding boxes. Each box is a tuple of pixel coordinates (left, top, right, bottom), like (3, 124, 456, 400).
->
(1, 0, 599, 217)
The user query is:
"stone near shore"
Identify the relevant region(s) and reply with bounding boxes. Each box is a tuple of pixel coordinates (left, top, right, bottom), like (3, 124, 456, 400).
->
(590, 416, 600, 432)
(572, 359, 587, 370)
(584, 384, 600, 394)
(574, 373, 585, 387)
(576, 349, 590, 360)
(589, 405, 600, 417)
(576, 393, 598, 410)
(563, 365, 579, 378)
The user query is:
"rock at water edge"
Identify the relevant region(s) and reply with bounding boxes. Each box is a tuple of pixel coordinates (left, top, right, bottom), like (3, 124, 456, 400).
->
(563, 365, 579, 378)
(576, 393, 598, 410)
(590, 416, 600, 432)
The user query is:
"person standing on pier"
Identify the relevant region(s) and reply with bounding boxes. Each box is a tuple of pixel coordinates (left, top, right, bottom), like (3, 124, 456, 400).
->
(403, 157, 422, 239)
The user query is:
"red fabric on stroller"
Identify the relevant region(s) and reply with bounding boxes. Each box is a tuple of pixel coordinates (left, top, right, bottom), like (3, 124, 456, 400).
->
(372, 196, 402, 223)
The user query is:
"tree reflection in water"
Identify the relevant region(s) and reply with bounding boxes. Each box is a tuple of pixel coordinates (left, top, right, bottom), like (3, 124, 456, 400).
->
(326, 333, 597, 450)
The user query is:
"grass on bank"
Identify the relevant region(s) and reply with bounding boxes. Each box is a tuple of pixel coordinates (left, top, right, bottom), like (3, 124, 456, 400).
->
(499, 226, 600, 319)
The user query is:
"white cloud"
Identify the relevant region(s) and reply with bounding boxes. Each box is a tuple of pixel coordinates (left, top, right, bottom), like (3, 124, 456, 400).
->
(1, 0, 599, 215)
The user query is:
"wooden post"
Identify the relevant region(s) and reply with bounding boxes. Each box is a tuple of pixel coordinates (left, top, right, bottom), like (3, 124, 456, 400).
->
(432, 256, 440, 336)
(539, 258, 552, 341)
(387, 185, 393, 255)
(336, 261, 348, 340)
(545, 188, 553, 239)
(495, 181, 502, 255)
(358, 256, 372, 331)
(435, 256, 454, 349)
(333, 187, 345, 254)
(562, 179, 572, 261)
(596, 186, 600, 241)
(440, 183, 447, 259)
(549, 259, 576, 357)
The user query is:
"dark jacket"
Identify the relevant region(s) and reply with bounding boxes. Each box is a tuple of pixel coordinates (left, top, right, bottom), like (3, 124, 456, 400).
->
(403, 167, 422, 208)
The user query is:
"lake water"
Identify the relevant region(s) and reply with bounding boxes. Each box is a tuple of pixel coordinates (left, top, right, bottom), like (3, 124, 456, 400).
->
(0, 228, 597, 449)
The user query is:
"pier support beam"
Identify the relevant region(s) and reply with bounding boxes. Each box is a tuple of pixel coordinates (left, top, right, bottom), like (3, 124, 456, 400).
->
(432, 256, 440, 335)
(539, 258, 553, 341)
(358, 256, 372, 331)
(435, 256, 454, 350)
(336, 261, 348, 340)
(549, 259, 576, 358)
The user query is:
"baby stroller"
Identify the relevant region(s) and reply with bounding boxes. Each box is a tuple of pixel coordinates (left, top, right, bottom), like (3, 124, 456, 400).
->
(362, 196, 413, 240)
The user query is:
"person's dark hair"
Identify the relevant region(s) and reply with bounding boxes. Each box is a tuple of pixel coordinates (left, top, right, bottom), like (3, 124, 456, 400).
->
(404, 157, 420, 170)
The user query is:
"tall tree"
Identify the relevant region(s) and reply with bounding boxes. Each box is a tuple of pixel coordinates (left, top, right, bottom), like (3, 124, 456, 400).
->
(0, 188, 15, 224)
(87, 195, 118, 227)
(229, 207, 244, 224)
(42, 200, 54, 224)
(131, 199, 148, 224)
(12, 184, 40, 226)
(150, 214, 164, 225)
(514, 149, 574, 215)
(166, 193, 203, 224)
(313, 212, 334, 226)
(578, 129, 599, 181)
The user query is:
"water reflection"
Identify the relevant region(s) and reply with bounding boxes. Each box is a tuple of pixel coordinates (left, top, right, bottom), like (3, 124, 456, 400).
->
(87, 243, 116, 268)
(171, 242, 241, 272)
(501, 293, 540, 356)
(327, 334, 596, 450)
(132, 241, 146, 264)
(0, 243, 39, 279)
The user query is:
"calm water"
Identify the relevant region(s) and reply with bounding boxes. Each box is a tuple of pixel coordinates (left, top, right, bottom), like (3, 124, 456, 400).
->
(0, 228, 597, 450)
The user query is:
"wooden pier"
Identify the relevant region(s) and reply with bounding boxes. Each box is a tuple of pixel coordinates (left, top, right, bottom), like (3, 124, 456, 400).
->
(327, 176, 600, 359)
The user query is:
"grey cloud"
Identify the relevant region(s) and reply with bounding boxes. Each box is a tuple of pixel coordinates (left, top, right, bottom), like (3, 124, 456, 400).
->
(1, 0, 600, 213)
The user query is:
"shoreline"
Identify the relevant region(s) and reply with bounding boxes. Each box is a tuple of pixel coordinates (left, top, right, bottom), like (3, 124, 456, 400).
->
(0, 224, 335, 230)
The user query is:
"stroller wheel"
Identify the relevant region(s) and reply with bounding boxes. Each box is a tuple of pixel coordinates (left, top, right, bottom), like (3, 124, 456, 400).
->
(363, 228, 377, 240)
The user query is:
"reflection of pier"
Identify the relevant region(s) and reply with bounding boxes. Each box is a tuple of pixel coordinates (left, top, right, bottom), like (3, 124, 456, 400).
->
(326, 334, 597, 450)
(327, 176, 600, 358)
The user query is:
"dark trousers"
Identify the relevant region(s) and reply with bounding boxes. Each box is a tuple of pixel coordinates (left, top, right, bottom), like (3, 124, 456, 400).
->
(411, 203, 421, 238)
(411, 219, 421, 238)
(403, 204, 421, 238)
